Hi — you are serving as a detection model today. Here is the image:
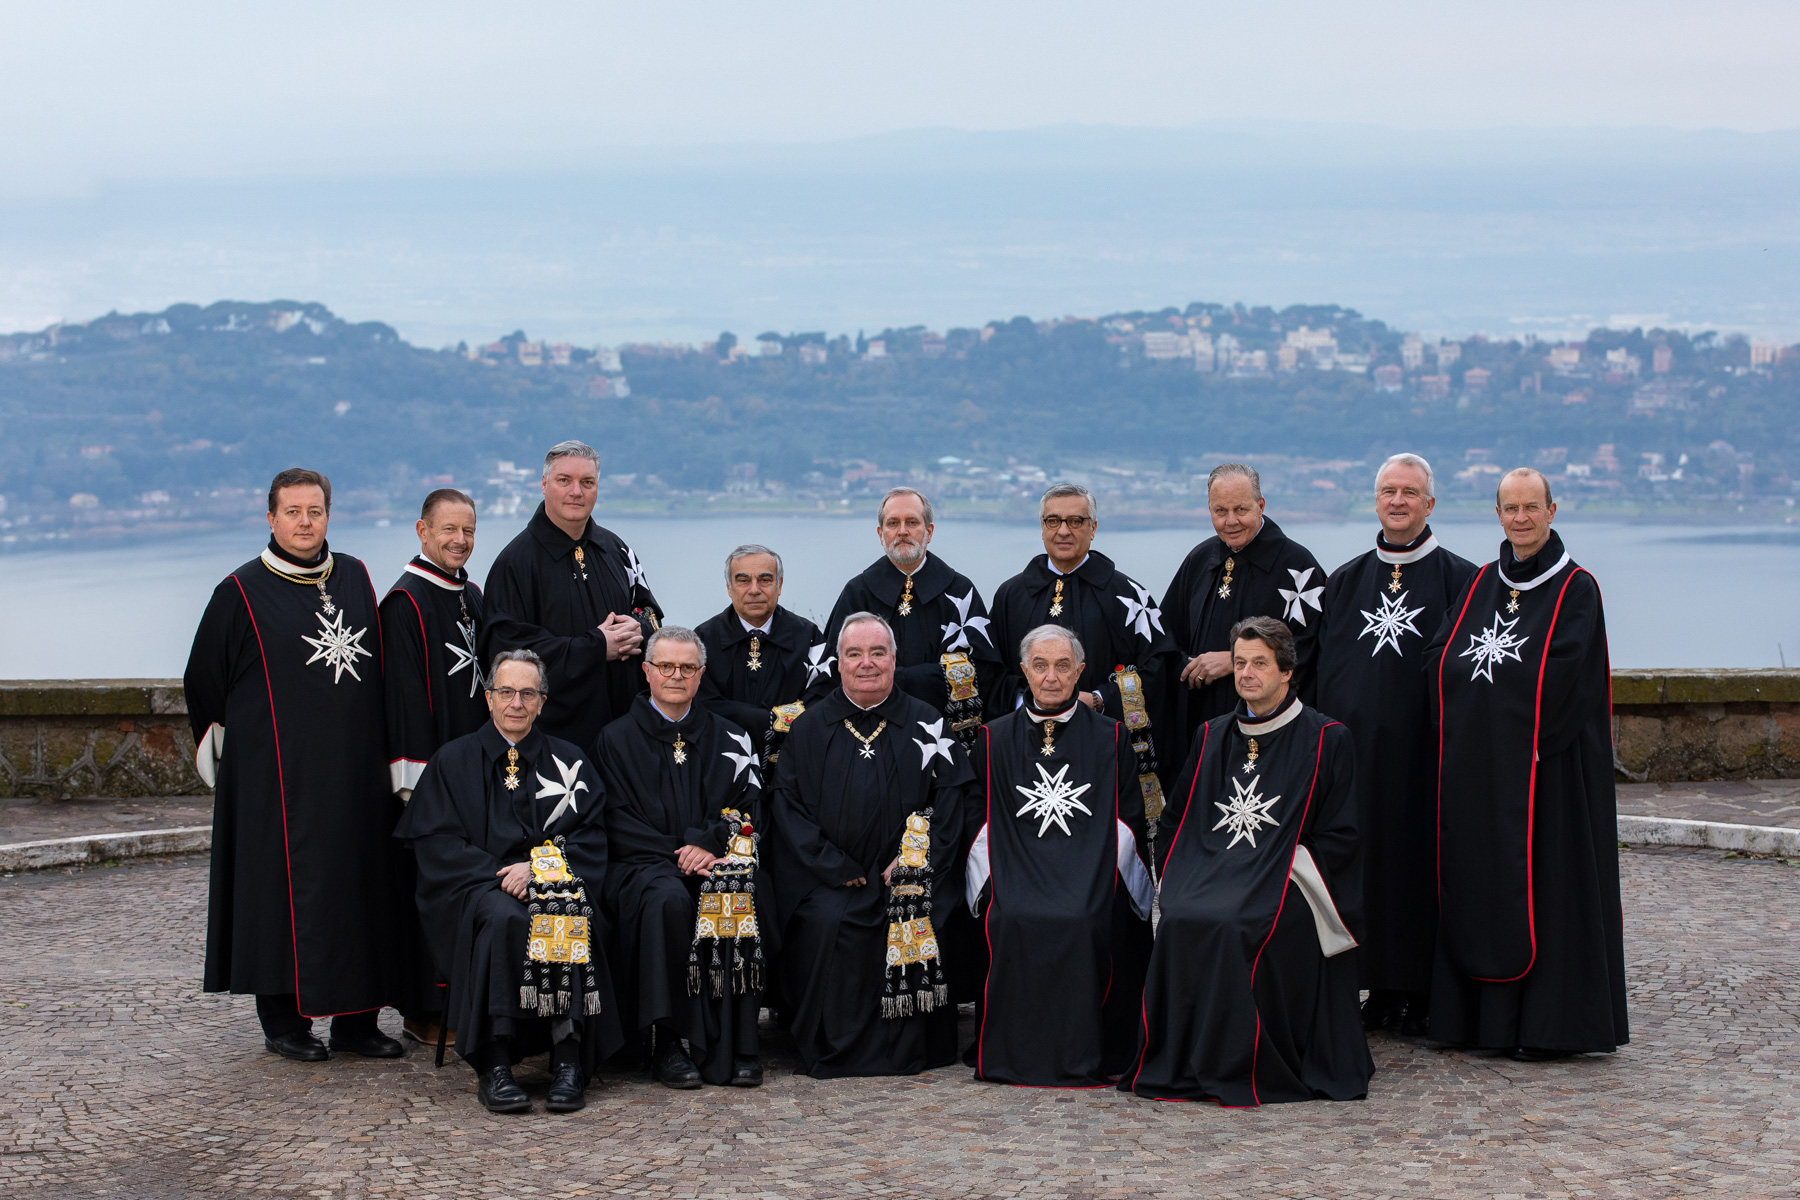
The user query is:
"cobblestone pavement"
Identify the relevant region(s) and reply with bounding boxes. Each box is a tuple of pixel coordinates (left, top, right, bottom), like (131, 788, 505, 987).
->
(2, 849, 1797, 1199)
(7, 782, 1796, 850)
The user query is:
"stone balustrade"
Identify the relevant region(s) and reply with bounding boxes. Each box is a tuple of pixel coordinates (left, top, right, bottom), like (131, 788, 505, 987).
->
(3, 670, 1799, 799)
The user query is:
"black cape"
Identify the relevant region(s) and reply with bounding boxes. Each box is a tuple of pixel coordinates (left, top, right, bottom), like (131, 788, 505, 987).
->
(480, 503, 664, 748)
(382, 555, 489, 795)
(597, 695, 764, 1084)
(1426, 531, 1628, 1053)
(694, 603, 827, 762)
(811, 553, 1004, 735)
(183, 542, 397, 1016)
(989, 551, 1183, 792)
(393, 723, 624, 1071)
(1126, 694, 1372, 1105)
(969, 704, 1153, 1086)
(1314, 528, 1476, 995)
(766, 686, 974, 1077)
(1163, 517, 1327, 739)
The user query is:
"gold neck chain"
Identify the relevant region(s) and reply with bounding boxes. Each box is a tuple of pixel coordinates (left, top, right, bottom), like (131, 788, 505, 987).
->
(843, 718, 888, 759)
(264, 554, 337, 614)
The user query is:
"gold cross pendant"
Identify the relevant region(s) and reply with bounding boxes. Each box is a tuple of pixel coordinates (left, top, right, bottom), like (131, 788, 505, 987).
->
(503, 746, 521, 791)
(1507, 588, 1520, 614)
(1049, 578, 1064, 617)
(1242, 737, 1258, 773)
(573, 545, 588, 580)
(1218, 557, 1235, 599)
(1041, 723, 1057, 757)
(747, 636, 763, 672)
(897, 575, 914, 617)
(1389, 565, 1403, 593)
(672, 735, 688, 764)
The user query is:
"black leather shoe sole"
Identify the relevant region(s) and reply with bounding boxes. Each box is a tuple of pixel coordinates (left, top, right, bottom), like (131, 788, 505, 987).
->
(728, 1066, 764, 1088)
(546, 1088, 587, 1113)
(330, 1034, 408, 1059)
(264, 1034, 329, 1062)
(480, 1090, 533, 1113)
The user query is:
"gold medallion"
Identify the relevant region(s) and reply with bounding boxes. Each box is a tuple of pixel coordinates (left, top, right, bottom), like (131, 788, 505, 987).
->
(1507, 588, 1521, 614)
(747, 635, 763, 673)
(503, 746, 521, 791)
(672, 734, 688, 764)
(1218, 556, 1235, 599)
(1389, 564, 1404, 594)
(1242, 736, 1259, 773)
(897, 574, 914, 617)
(1041, 719, 1057, 757)
(1049, 578, 1064, 617)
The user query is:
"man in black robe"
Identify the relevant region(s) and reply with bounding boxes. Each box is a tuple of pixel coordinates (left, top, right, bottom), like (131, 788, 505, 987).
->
(598, 625, 766, 1089)
(1425, 468, 1627, 1062)
(481, 440, 663, 749)
(967, 625, 1152, 1087)
(1165, 463, 1327, 743)
(394, 649, 624, 1113)
(810, 487, 1002, 754)
(381, 487, 490, 1044)
(1315, 454, 1475, 1037)
(989, 482, 1182, 823)
(768, 612, 974, 1078)
(694, 543, 827, 767)
(184, 467, 405, 1063)
(1126, 617, 1371, 1106)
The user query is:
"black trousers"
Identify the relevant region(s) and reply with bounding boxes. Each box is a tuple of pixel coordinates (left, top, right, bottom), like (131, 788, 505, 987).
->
(256, 994, 382, 1040)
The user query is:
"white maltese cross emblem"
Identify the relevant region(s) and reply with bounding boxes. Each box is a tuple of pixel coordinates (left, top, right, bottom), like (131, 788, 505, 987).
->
(1014, 763, 1094, 837)
(1278, 567, 1325, 626)
(1117, 579, 1165, 641)
(805, 642, 836, 686)
(535, 755, 590, 829)
(302, 610, 373, 684)
(940, 590, 993, 651)
(912, 719, 956, 769)
(722, 730, 761, 790)
(1460, 612, 1528, 683)
(1213, 775, 1280, 848)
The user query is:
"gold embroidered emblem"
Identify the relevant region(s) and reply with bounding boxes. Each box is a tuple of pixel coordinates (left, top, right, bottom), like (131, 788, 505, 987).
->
(1140, 772, 1166, 824)
(941, 651, 978, 702)
(1114, 666, 1151, 732)
(897, 811, 930, 868)
(897, 573, 915, 616)
(1049, 578, 1064, 617)
(747, 635, 763, 673)
(772, 700, 805, 734)
(527, 913, 591, 964)
(1218, 556, 1235, 599)
(503, 746, 521, 791)
(695, 889, 758, 939)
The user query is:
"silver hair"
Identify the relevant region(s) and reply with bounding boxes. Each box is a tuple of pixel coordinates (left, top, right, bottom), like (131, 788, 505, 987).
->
(542, 439, 601, 476)
(488, 648, 548, 692)
(1019, 624, 1085, 666)
(836, 610, 897, 657)
(724, 543, 784, 583)
(644, 624, 708, 670)
(1376, 452, 1436, 498)
(1207, 462, 1263, 501)
(877, 486, 934, 527)
(1496, 466, 1554, 508)
(1040, 483, 1097, 521)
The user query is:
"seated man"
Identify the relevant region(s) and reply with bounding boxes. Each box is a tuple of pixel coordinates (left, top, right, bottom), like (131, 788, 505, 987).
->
(967, 625, 1153, 1087)
(1124, 617, 1372, 1106)
(598, 625, 767, 1089)
(767, 612, 974, 1078)
(395, 649, 622, 1114)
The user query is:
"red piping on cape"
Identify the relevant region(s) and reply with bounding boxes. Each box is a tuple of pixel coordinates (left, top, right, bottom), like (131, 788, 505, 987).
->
(1435, 564, 1489, 906)
(1127, 717, 1213, 1095)
(1244, 720, 1332, 1107)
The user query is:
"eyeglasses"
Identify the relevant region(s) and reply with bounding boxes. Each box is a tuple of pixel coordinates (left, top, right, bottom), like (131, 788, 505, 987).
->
(1041, 515, 1091, 531)
(648, 661, 703, 679)
(1499, 503, 1547, 517)
(489, 687, 543, 704)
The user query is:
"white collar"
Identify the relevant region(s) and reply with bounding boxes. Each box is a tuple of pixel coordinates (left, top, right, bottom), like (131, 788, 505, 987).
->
(1496, 545, 1572, 592)
(1046, 553, 1090, 577)
(1025, 703, 1079, 725)
(893, 552, 929, 577)
(649, 697, 691, 724)
(1375, 533, 1439, 565)
(404, 560, 465, 591)
(261, 546, 332, 578)
(737, 614, 773, 635)
(846, 691, 889, 712)
(1237, 696, 1303, 736)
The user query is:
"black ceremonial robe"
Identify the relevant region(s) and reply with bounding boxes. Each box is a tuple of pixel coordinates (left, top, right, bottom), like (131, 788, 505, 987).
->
(811, 554, 1004, 738)
(382, 555, 489, 795)
(767, 687, 974, 1078)
(694, 603, 827, 763)
(968, 704, 1153, 1086)
(481, 503, 664, 748)
(393, 723, 624, 1072)
(598, 695, 765, 1084)
(1426, 531, 1628, 1054)
(1314, 528, 1475, 996)
(1126, 694, 1371, 1106)
(183, 541, 396, 1017)
(1164, 518, 1327, 738)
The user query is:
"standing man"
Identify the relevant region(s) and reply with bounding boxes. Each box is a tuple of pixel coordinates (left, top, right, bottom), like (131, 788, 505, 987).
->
(599, 626, 766, 1089)
(184, 468, 404, 1062)
(1164, 463, 1327, 742)
(1315, 454, 1475, 1036)
(395, 650, 621, 1113)
(1426, 468, 1627, 1062)
(694, 543, 827, 767)
(1125, 618, 1371, 1106)
(768, 613, 975, 1078)
(482, 440, 663, 749)
(966, 625, 1152, 1087)
(382, 487, 490, 1045)
(812, 487, 1002, 756)
(989, 483, 1182, 826)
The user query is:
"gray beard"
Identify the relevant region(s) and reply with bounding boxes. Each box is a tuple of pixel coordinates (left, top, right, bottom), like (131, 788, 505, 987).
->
(887, 543, 924, 569)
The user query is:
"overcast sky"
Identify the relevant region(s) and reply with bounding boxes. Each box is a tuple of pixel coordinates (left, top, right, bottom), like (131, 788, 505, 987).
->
(6, 0, 1800, 191)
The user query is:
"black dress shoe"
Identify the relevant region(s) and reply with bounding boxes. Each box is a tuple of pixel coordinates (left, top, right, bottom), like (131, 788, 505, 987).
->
(728, 1057, 763, 1088)
(546, 1062, 588, 1112)
(264, 1031, 329, 1062)
(330, 1031, 408, 1059)
(652, 1040, 703, 1089)
(478, 1064, 533, 1113)
(1510, 1046, 1573, 1062)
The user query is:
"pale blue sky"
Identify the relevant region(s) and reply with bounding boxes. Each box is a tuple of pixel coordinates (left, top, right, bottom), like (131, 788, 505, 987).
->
(6, 0, 1800, 191)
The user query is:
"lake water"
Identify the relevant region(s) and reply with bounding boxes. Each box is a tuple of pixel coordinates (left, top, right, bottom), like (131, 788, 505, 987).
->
(0, 515, 1792, 677)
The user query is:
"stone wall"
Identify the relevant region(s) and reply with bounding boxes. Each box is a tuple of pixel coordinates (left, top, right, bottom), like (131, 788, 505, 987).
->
(4, 671, 1799, 798)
